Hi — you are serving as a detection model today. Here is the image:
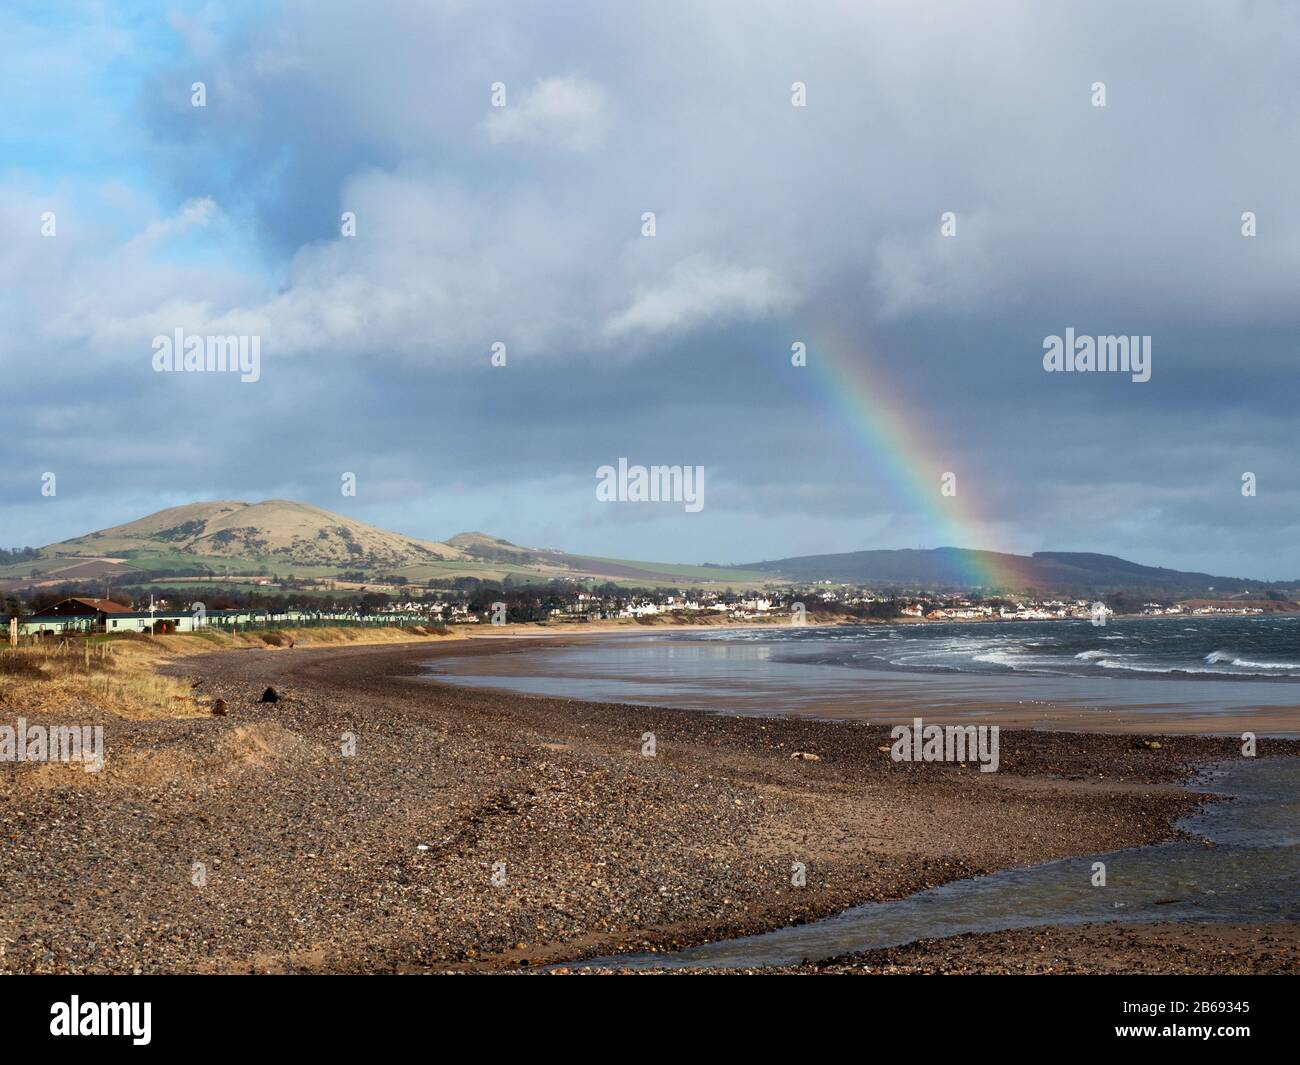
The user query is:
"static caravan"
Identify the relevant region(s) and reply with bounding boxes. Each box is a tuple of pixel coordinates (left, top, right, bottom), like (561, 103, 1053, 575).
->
(20, 597, 132, 635)
(104, 611, 200, 634)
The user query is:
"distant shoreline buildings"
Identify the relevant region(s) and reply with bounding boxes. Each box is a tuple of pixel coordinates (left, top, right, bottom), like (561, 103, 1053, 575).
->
(4, 583, 1280, 640)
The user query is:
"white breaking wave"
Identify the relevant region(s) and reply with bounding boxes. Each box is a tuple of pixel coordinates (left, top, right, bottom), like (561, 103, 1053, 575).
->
(972, 649, 1020, 666)
(1091, 658, 1231, 675)
(1088, 654, 1299, 677)
(1226, 657, 1298, 670)
(1203, 650, 1297, 670)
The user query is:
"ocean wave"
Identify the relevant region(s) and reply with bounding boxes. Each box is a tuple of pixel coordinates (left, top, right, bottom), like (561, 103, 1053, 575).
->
(1224, 657, 1296, 670)
(1091, 658, 1241, 675)
(682, 621, 1300, 682)
(1092, 656, 1298, 677)
(1093, 658, 1174, 673)
(972, 649, 1020, 666)
(1202, 650, 1297, 670)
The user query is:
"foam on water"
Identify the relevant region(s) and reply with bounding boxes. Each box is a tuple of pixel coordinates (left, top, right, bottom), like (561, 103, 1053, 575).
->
(426, 615, 1300, 724)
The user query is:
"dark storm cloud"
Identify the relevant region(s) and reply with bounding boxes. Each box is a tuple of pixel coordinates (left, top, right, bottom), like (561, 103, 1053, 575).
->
(2, 1, 1298, 576)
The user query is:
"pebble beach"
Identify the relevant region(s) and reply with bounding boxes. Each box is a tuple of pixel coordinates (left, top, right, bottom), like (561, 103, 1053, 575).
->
(1, 638, 1294, 974)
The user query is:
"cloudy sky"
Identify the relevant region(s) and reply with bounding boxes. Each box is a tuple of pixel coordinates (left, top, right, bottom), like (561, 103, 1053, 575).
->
(3, 0, 1298, 578)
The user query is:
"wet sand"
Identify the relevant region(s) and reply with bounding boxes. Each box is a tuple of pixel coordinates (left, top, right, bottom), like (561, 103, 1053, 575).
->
(2, 636, 1295, 973)
(429, 633, 1300, 736)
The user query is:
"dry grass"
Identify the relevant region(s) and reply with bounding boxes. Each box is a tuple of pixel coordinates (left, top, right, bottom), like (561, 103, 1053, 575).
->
(0, 640, 202, 720)
(0, 625, 459, 720)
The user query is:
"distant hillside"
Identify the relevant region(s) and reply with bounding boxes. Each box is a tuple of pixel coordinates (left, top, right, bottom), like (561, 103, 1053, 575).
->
(742, 546, 1293, 596)
(3, 500, 1291, 598)
(445, 531, 561, 567)
(0, 501, 774, 592)
(51, 500, 464, 569)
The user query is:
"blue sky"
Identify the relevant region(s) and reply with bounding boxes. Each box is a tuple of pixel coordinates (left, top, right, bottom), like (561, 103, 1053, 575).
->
(2, 1, 1299, 579)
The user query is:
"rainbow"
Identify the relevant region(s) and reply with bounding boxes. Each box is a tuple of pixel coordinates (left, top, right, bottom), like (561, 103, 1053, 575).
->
(799, 327, 1031, 592)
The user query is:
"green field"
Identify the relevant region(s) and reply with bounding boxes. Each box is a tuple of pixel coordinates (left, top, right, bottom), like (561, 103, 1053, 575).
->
(569, 556, 776, 585)
(1, 549, 776, 593)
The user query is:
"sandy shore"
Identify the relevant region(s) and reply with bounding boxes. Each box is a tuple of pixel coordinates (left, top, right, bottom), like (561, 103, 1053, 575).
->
(430, 632, 1300, 736)
(1, 637, 1295, 974)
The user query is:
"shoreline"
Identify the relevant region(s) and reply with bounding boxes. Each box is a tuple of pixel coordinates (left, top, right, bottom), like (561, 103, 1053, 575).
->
(425, 631, 1300, 737)
(2, 637, 1296, 974)
(444, 608, 1296, 637)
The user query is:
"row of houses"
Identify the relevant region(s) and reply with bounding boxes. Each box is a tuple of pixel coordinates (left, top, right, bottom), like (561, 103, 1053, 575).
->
(897, 600, 1115, 621)
(11, 598, 428, 637)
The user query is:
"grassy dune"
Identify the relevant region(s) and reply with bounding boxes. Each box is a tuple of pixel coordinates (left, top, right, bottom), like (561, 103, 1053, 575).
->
(0, 626, 462, 720)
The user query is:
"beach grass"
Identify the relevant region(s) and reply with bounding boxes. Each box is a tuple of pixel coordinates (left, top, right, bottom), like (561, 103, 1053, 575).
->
(0, 625, 461, 720)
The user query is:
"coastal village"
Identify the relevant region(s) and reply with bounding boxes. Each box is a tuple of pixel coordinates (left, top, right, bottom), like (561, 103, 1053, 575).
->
(3, 582, 1276, 639)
